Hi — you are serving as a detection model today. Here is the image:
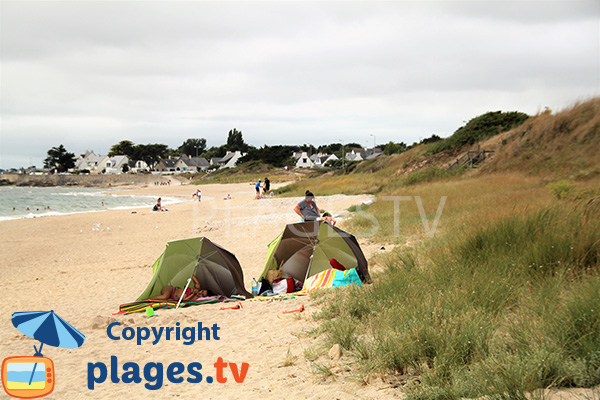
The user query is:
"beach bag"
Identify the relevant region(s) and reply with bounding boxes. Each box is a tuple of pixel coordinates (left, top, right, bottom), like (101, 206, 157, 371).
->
(272, 278, 295, 294)
(332, 268, 362, 288)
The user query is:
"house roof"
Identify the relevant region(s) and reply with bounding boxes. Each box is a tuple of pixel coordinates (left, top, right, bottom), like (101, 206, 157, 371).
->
(220, 152, 236, 163)
(180, 156, 209, 167)
(106, 155, 129, 166)
(160, 159, 178, 168)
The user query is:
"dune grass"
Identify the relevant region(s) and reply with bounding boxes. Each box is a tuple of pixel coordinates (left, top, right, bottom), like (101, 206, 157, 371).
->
(292, 99, 600, 398)
(308, 173, 600, 399)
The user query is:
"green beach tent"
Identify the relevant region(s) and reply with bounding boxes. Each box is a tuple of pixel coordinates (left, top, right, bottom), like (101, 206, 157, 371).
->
(259, 221, 370, 284)
(137, 236, 252, 300)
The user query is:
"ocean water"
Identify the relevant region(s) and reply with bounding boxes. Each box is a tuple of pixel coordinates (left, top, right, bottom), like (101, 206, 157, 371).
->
(0, 186, 181, 221)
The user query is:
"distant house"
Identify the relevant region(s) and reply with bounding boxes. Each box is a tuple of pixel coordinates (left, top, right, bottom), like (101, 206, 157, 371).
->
(294, 152, 314, 168)
(154, 155, 210, 173)
(176, 155, 210, 172)
(154, 158, 178, 173)
(74, 150, 105, 173)
(218, 151, 246, 169)
(345, 147, 382, 162)
(98, 155, 130, 174)
(310, 153, 338, 168)
(130, 160, 149, 173)
(210, 157, 222, 166)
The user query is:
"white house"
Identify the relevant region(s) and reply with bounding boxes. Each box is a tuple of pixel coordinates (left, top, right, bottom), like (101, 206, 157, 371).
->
(98, 155, 130, 174)
(294, 152, 314, 168)
(218, 151, 246, 169)
(74, 150, 105, 173)
(130, 160, 149, 173)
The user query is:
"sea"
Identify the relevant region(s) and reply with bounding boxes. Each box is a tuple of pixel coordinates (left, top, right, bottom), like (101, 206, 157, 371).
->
(0, 186, 182, 222)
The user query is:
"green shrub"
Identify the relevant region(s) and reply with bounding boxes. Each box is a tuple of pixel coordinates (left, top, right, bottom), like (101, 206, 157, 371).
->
(547, 180, 577, 199)
(428, 111, 529, 155)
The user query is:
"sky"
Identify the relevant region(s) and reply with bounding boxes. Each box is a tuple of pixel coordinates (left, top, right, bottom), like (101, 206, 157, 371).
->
(1, 0, 599, 169)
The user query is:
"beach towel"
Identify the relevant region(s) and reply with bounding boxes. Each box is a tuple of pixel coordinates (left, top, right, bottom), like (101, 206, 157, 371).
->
(299, 268, 362, 294)
(115, 296, 223, 315)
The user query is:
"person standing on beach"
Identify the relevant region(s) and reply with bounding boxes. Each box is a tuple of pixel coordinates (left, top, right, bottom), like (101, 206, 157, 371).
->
(255, 179, 262, 199)
(263, 177, 270, 196)
(193, 189, 201, 202)
(294, 190, 320, 221)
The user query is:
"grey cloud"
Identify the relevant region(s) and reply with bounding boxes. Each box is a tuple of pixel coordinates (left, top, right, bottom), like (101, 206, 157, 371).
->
(1, 1, 598, 168)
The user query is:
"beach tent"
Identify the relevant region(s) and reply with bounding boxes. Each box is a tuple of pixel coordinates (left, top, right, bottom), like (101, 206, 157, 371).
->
(137, 237, 252, 301)
(259, 221, 370, 284)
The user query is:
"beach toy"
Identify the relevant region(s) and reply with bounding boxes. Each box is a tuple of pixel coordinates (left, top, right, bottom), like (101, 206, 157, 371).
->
(145, 307, 156, 317)
(220, 302, 243, 310)
(283, 305, 305, 314)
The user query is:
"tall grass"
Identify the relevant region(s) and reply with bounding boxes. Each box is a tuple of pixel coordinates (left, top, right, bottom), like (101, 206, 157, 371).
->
(312, 196, 600, 399)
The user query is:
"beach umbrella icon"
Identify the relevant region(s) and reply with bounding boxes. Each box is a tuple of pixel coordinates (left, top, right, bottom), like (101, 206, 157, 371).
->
(12, 311, 86, 356)
(11, 311, 85, 385)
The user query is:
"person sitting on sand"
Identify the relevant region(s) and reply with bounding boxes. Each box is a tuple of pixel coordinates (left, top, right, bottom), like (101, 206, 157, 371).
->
(321, 211, 336, 225)
(148, 275, 210, 301)
(294, 190, 320, 221)
(152, 197, 162, 211)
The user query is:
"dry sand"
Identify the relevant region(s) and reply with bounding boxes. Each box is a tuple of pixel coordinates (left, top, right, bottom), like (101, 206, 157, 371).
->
(0, 181, 403, 399)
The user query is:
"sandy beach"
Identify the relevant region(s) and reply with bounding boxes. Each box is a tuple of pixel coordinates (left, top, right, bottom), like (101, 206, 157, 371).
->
(0, 180, 399, 399)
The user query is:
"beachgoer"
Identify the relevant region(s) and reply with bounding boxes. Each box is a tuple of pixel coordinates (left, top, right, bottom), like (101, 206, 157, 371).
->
(148, 275, 209, 301)
(153, 197, 162, 211)
(321, 211, 337, 226)
(192, 189, 201, 201)
(263, 177, 270, 195)
(255, 179, 262, 199)
(294, 190, 321, 221)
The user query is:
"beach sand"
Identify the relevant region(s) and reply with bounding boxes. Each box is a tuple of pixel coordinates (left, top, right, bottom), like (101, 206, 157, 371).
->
(0, 181, 401, 399)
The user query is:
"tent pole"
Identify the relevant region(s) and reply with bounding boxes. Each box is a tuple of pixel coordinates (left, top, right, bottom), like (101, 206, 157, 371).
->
(176, 278, 192, 309)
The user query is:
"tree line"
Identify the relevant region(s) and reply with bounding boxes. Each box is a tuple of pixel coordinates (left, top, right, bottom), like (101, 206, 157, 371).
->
(43, 128, 373, 172)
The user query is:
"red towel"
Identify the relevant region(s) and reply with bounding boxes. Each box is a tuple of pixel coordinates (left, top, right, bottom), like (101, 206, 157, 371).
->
(330, 258, 346, 271)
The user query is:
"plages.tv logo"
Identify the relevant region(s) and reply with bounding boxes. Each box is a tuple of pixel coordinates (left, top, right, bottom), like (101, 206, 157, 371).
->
(1, 311, 85, 399)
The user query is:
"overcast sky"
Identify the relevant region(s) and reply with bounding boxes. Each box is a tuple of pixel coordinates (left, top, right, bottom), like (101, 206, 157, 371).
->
(1, 1, 598, 169)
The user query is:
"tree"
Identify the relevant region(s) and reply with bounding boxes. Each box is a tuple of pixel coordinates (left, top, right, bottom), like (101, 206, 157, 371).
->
(226, 129, 248, 152)
(178, 138, 207, 157)
(421, 134, 442, 144)
(133, 143, 168, 170)
(203, 145, 228, 160)
(383, 141, 408, 155)
(240, 145, 297, 167)
(108, 140, 135, 157)
(44, 144, 76, 172)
